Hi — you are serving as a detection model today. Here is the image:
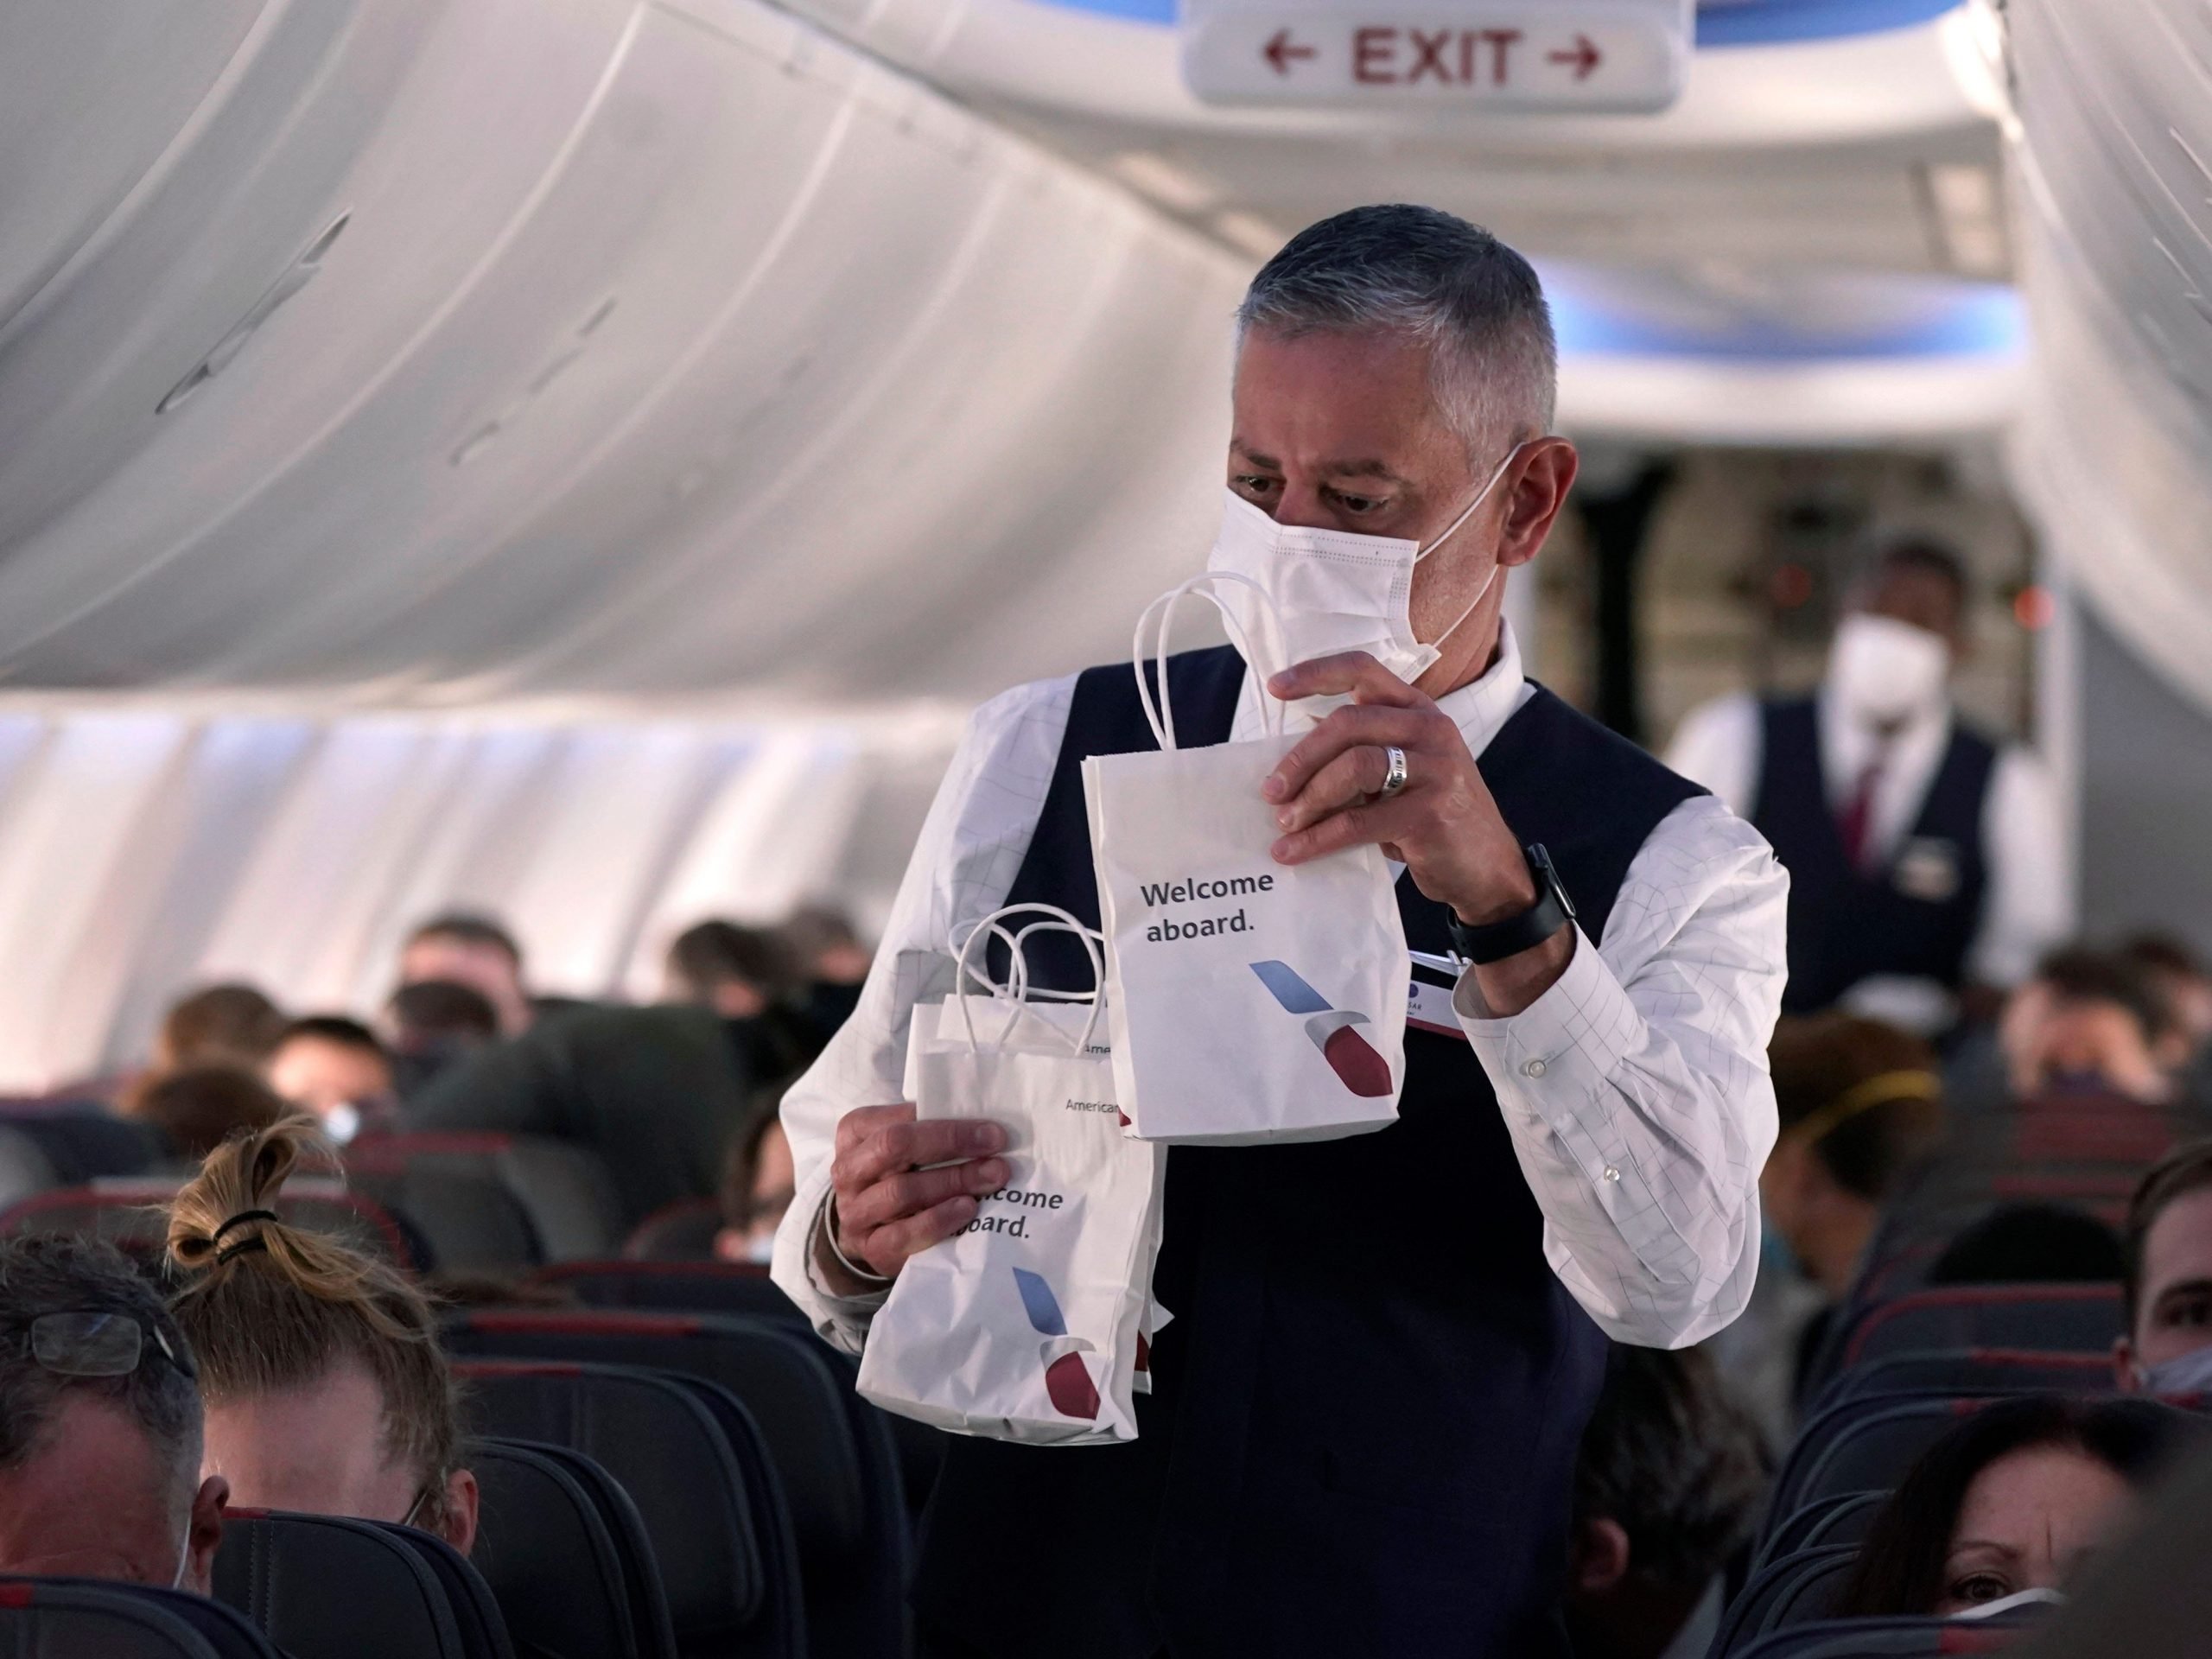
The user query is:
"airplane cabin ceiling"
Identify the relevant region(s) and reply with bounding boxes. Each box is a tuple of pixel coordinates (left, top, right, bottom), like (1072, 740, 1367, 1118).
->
(0, 0, 1246, 707)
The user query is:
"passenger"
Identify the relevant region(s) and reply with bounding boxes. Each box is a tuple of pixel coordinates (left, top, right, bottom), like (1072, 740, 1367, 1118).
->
(0, 1236, 226, 1589)
(664, 919, 817, 1079)
(155, 982, 288, 1072)
(165, 1116, 477, 1554)
(1834, 1395, 2190, 1618)
(2001, 947, 2183, 1103)
(1926, 1203, 2126, 1287)
(127, 1064, 286, 1162)
(778, 903, 874, 1041)
(382, 978, 500, 1099)
(1666, 533, 2065, 1034)
(398, 912, 536, 1038)
(1566, 1348, 1769, 1659)
(2120, 932, 2212, 1076)
(265, 1015, 397, 1143)
(2116, 1139, 2212, 1392)
(715, 1109, 796, 1265)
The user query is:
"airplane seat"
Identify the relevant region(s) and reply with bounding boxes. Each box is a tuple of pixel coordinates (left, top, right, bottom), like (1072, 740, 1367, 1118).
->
(0, 1128, 57, 1214)
(370, 1522, 518, 1659)
(448, 1309, 905, 1659)
(621, 1199, 721, 1262)
(1770, 1396, 1999, 1522)
(349, 1134, 626, 1266)
(0, 1106, 166, 1186)
(0, 1180, 422, 1268)
(1729, 1608, 2049, 1656)
(455, 1358, 792, 1659)
(530, 1261, 801, 1321)
(0, 1577, 287, 1659)
(512, 1441, 686, 1659)
(1749, 1491, 1888, 1581)
(469, 1436, 674, 1659)
(1713, 1543, 1861, 1657)
(1802, 1283, 2128, 1397)
(212, 1509, 500, 1659)
(1811, 1348, 2120, 1412)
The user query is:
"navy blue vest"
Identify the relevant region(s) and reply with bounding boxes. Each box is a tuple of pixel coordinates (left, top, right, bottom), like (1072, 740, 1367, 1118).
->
(1751, 696, 1994, 1014)
(912, 646, 1706, 1658)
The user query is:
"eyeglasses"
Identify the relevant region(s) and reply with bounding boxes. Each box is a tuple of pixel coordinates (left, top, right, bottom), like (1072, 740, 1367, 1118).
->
(13, 1311, 196, 1382)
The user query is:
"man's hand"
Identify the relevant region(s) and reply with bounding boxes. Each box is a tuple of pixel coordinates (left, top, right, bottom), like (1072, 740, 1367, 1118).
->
(817, 1103, 1010, 1294)
(1261, 650, 1572, 1014)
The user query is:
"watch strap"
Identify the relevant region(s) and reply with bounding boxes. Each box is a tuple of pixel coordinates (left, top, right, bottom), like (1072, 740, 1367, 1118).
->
(1447, 844, 1574, 966)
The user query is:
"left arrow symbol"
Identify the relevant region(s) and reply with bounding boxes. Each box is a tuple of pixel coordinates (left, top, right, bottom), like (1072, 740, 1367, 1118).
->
(1264, 28, 1317, 74)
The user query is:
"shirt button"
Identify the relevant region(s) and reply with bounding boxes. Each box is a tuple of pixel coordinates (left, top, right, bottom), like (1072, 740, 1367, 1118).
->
(1522, 1058, 1548, 1079)
(1602, 1166, 1621, 1183)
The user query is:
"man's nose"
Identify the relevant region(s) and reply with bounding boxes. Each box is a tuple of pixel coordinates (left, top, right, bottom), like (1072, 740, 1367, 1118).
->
(1268, 480, 1335, 531)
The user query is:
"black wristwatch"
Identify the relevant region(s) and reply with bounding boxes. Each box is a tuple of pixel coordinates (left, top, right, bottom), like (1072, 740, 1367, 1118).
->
(1447, 843, 1576, 965)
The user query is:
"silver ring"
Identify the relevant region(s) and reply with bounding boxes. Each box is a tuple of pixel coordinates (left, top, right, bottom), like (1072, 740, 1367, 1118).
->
(1378, 745, 1409, 798)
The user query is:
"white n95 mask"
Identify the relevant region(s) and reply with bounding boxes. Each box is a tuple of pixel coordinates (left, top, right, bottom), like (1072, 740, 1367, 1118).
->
(1828, 612, 1950, 727)
(2138, 1342, 2212, 1395)
(1205, 445, 1522, 689)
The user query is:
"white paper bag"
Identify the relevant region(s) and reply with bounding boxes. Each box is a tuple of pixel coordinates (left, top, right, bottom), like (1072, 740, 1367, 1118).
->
(1084, 577, 1408, 1144)
(860, 906, 1164, 1445)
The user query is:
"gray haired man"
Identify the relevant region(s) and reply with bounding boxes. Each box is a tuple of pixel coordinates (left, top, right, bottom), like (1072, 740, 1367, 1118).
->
(0, 1236, 226, 1590)
(776, 204, 1786, 1656)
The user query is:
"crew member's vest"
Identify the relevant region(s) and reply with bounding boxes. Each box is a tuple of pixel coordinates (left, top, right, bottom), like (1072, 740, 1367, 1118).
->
(1751, 696, 1994, 1015)
(912, 645, 1706, 1658)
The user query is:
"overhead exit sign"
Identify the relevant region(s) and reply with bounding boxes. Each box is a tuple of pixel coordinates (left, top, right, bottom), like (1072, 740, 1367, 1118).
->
(1182, 0, 1691, 111)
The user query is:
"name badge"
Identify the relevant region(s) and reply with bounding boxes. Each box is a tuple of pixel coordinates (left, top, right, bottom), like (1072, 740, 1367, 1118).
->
(1893, 836, 1962, 904)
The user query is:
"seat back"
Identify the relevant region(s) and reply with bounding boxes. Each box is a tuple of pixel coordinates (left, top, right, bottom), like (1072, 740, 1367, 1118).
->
(448, 1309, 903, 1659)
(1839, 1285, 2126, 1370)
(0, 1107, 164, 1185)
(0, 1180, 416, 1266)
(0, 1578, 286, 1659)
(470, 1438, 662, 1659)
(350, 1134, 626, 1267)
(0, 1128, 55, 1214)
(1734, 1611, 2047, 1656)
(1774, 1396, 1991, 1520)
(213, 1510, 474, 1659)
(530, 1262, 800, 1322)
(511, 1442, 681, 1659)
(1717, 1545, 1861, 1657)
(368, 1523, 516, 1659)
(620, 1200, 721, 1262)
(1817, 1349, 2120, 1410)
(456, 1359, 786, 1658)
(1752, 1492, 1887, 1580)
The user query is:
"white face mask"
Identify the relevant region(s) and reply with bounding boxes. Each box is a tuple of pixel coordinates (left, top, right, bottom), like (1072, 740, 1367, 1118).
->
(170, 1519, 194, 1590)
(1205, 445, 1524, 690)
(1827, 612, 1950, 727)
(743, 1229, 777, 1265)
(1952, 1586, 2065, 1620)
(2138, 1341, 2212, 1395)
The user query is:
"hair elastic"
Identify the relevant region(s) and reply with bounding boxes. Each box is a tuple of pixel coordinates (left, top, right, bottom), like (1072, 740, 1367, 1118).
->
(211, 1209, 279, 1243)
(1787, 1069, 1941, 1149)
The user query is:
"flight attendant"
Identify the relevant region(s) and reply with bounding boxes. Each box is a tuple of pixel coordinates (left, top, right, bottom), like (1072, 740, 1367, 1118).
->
(1668, 538, 2067, 1033)
(774, 205, 1789, 1658)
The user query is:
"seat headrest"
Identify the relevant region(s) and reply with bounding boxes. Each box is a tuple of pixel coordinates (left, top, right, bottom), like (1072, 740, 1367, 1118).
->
(0, 1576, 285, 1658)
(213, 1510, 474, 1659)
(468, 1439, 644, 1659)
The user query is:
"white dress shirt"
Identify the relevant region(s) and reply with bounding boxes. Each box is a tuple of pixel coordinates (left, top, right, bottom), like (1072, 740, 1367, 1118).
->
(1664, 689, 2070, 991)
(772, 624, 1789, 1353)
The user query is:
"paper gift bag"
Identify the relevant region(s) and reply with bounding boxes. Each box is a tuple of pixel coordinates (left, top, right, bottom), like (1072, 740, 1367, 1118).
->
(860, 906, 1164, 1445)
(1084, 575, 1407, 1144)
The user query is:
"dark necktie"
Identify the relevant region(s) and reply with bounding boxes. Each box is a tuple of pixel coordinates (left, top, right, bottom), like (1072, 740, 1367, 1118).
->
(1835, 757, 1884, 871)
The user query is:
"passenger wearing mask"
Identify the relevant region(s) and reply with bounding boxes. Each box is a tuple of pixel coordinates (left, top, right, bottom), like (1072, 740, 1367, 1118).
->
(1835, 1395, 2190, 1618)
(664, 919, 819, 1080)
(1668, 537, 2067, 1035)
(2120, 933, 2212, 1064)
(715, 1110, 796, 1265)
(398, 912, 537, 1038)
(778, 904, 874, 1043)
(264, 1015, 399, 1143)
(380, 978, 500, 1100)
(164, 1116, 478, 1554)
(2001, 947, 2186, 1104)
(1566, 1349, 1770, 1659)
(0, 1235, 226, 1589)
(1708, 1013, 1945, 1442)
(778, 205, 1789, 1659)
(2116, 1139, 2212, 1394)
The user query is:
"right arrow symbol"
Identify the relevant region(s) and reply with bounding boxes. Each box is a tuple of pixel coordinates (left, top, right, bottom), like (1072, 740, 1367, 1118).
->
(1548, 32, 1601, 79)
(1263, 27, 1317, 75)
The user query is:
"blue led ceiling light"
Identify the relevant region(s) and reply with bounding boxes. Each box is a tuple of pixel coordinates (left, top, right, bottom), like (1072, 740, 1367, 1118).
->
(1029, 0, 1964, 41)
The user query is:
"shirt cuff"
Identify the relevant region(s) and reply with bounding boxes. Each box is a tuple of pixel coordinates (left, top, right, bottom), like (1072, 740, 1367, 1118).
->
(801, 1194, 893, 1315)
(1452, 925, 1638, 1105)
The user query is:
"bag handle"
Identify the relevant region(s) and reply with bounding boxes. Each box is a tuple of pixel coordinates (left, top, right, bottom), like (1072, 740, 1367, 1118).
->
(1130, 572, 1287, 752)
(951, 904, 1107, 1056)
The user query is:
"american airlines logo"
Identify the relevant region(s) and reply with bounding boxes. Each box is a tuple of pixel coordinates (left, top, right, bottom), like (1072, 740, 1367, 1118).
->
(1249, 960, 1393, 1096)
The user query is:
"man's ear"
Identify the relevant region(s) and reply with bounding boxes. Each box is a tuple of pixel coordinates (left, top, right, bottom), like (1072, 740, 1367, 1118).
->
(1497, 438, 1579, 569)
(440, 1467, 480, 1558)
(2115, 1335, 2143, 1394)
(1571, 1516, 1632, 1595)
(186, 1475, 227, 1594)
